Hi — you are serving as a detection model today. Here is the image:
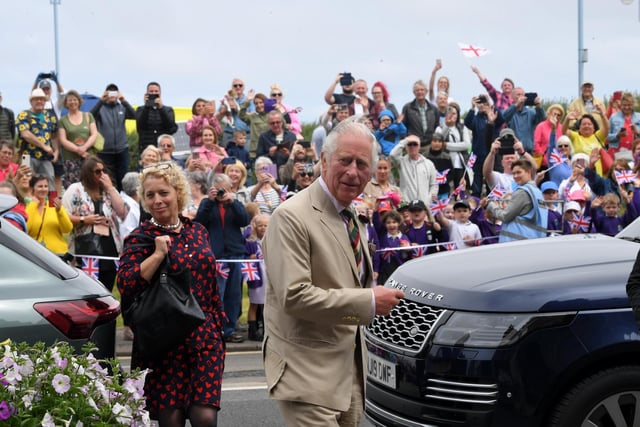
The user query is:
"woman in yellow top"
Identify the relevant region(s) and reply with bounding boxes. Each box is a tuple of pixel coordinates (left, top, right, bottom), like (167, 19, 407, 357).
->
(563, 106, 610, 176)
(26, 174, 73, 255)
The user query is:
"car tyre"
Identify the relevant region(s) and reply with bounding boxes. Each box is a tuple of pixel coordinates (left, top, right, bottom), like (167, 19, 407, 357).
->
(549, 365, 640, 427)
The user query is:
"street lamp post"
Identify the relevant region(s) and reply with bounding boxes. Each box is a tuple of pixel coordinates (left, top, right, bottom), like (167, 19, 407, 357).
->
(577, 0, 586, 95)
(50, 0, 61, 77)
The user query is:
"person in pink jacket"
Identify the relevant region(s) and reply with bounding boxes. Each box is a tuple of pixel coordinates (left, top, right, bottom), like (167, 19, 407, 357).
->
(186, 97, 222, 149)
(534, 104, 564, 168)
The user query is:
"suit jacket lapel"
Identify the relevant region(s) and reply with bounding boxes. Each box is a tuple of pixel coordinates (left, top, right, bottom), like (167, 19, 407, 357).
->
(309, 182, 373, 287)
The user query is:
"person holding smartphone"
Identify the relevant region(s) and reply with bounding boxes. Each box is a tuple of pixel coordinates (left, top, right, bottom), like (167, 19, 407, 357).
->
(25, 174, 73, 255)
(135, 81, 177, 155)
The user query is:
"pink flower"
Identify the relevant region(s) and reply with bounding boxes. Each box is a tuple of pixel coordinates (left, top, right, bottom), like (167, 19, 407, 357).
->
(52, 373, 70, 394)
(0, 401, 12, 421)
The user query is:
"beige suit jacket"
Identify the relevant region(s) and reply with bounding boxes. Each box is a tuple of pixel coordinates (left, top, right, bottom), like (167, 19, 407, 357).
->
(262, 180, 374, 412)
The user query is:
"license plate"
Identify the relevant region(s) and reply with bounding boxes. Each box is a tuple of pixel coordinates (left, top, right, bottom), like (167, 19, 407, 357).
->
(367, 351, 397, 389)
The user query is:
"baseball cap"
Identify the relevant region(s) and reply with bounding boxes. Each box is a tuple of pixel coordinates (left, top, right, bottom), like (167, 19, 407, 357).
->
(564, 201, 581, 213)
(105, 83, 119, 91)
(581, 80, 594, 87)
(38, 80, 51, 89)
(408, 200, 427, 211)
(540, 182, 559, 193)
(498, 128, 515, 139)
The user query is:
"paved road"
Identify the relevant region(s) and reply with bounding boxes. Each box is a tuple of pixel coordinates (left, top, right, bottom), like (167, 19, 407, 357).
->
(119, 351, 374, 426)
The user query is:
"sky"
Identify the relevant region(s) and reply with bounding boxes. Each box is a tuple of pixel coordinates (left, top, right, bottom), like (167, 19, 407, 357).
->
(3, 0, 640, 124)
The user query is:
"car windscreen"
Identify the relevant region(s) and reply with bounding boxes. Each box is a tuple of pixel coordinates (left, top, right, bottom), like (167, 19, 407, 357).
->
(0, 217, 79, 280)
(616, 215, 640, 241)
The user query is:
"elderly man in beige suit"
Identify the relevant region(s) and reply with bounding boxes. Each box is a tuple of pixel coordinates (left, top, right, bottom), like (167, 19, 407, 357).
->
(262, 120, 405, 426)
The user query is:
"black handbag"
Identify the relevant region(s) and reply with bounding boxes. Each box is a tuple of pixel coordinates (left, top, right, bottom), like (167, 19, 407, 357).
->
(74, 232, 103, 256)
(125, 253, 206, 354)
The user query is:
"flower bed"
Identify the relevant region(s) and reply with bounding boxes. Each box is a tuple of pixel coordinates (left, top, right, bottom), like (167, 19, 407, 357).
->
(0, 340, 149, 426)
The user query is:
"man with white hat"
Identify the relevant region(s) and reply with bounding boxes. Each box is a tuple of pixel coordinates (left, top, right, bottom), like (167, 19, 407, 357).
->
(15, 88, 59, 187)
(568, 81, 606, 130)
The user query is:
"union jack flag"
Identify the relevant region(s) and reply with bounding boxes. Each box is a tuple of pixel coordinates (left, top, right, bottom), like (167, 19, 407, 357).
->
(615, 170, 636, 185)
(444, 242, 458, 251)
(280, 185, 288, 201)
(353, 193, 365, 205)
(487, 185, 507, 200)
(241, 262, 261, 281)
(381, 249, 394, 262)
(412, 246, 427, 258)
(466, 153, 477, 169)
(81, 257, 99, 280)
(216, 262, 229, 279)
(430, 198, 450, 215)
(436, 169, 450, 185)
(549, 149, 565, 165)
(571, 213, 591, 232)
(452, 183, 465, 197)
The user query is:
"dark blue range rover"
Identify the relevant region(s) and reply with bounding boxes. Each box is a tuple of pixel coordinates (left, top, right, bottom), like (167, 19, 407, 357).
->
(365, 223, 640, 427)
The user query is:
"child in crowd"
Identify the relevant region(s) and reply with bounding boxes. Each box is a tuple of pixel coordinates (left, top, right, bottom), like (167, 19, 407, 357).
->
(356, 201, 380, 283)
(404, 200, 442, 257)
(396, 201, 412, 233)
(540, 181, 563, 235)
(377, 210, 410, 285)
(563, 201, 592, 234)
(242, 202, 260, 239)
(591, 193, 638, 236)
(424, 132, 454, 199)
(226, 130, 253, 183)
(374, 110, 407, 156)
(471, 197, 501, 245)
(436, 199, 482, 249)
(245, 214, 270, 341)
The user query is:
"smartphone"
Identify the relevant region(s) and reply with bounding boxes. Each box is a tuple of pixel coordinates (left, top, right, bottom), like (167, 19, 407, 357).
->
(145, 94, 158, 107)
(48, 191, 57, 208)
(498, 135, 515, 155)
(339, 72, 353, 86)
(108, 91, 118, 98)
(575, 159, 586, 168)
(524, 92, 538, 106)
(21, 154, 30, 168)
(192, 152, 200, 160)
(613, 91, 623, 102)
(221, 156, 236, 165)
(261, 164, 278, 178)
(298, 140, 311, 149)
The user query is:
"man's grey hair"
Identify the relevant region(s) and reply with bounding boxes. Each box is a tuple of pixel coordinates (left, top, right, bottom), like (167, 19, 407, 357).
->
(121, 172, 140, 197)
(157, 134, 175, 146)
(210, 173, 232, 188)
(321, 119, 378, 172)
(186, 171, 209, 195)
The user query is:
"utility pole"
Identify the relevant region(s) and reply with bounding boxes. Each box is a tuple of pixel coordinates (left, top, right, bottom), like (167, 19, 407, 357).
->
(50, 0, 61, 77)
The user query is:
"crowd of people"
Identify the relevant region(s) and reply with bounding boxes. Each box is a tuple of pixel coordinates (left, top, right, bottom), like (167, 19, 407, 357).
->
(0, 64, 639, 426)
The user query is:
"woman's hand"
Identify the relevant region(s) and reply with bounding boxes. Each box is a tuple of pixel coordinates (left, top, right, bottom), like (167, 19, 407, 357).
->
(153, 234, 171, 258)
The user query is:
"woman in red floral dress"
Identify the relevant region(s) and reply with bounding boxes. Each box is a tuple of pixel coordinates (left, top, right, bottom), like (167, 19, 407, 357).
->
(118, 162, 225, 426)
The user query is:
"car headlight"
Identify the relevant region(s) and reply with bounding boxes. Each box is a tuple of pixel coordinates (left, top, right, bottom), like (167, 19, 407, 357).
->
(432, 311, 576, 348)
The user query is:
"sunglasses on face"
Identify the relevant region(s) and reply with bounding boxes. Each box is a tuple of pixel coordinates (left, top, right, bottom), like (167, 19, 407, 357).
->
(299, 172, 313, 178)
(557, 145, 570, 148)
(233, 84, 244, 88)
(269, 121, 282, 125)
(271, 93, 283, 97)
(407, 143, 419, 147)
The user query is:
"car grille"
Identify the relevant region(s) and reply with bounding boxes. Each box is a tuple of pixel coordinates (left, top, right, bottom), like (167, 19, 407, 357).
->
(425, 378, 498, 405)
(366, 299, 447, 354)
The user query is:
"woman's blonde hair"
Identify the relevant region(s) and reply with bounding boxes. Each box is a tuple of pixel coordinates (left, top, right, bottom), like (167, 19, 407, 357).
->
(138, 163, 190, 212)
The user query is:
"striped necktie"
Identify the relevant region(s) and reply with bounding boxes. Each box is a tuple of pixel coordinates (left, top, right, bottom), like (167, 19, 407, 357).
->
(341, 209, 363, 271)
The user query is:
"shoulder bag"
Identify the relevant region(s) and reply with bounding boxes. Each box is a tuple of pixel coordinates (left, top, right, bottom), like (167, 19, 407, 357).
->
(124, 234, 205, 354)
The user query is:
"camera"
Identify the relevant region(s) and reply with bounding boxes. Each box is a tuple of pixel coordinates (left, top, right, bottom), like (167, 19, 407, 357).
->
(498, 134, 516, 155)
(298, 140, 311, 149)
(216, 188, 226, 198)
(477, 95, 488, 104)
(524, 92, 538, 106)
(339, 72, 353, 86)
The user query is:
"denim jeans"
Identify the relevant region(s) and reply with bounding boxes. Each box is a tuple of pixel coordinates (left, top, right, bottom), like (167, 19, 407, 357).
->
(217, 258, 243, 336)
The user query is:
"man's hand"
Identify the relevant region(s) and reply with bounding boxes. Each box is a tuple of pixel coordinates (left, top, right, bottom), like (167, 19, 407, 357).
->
(373, 286, 404, 316)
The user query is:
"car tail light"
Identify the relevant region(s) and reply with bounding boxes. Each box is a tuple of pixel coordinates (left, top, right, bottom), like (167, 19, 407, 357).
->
(34, 296, 121, 339)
